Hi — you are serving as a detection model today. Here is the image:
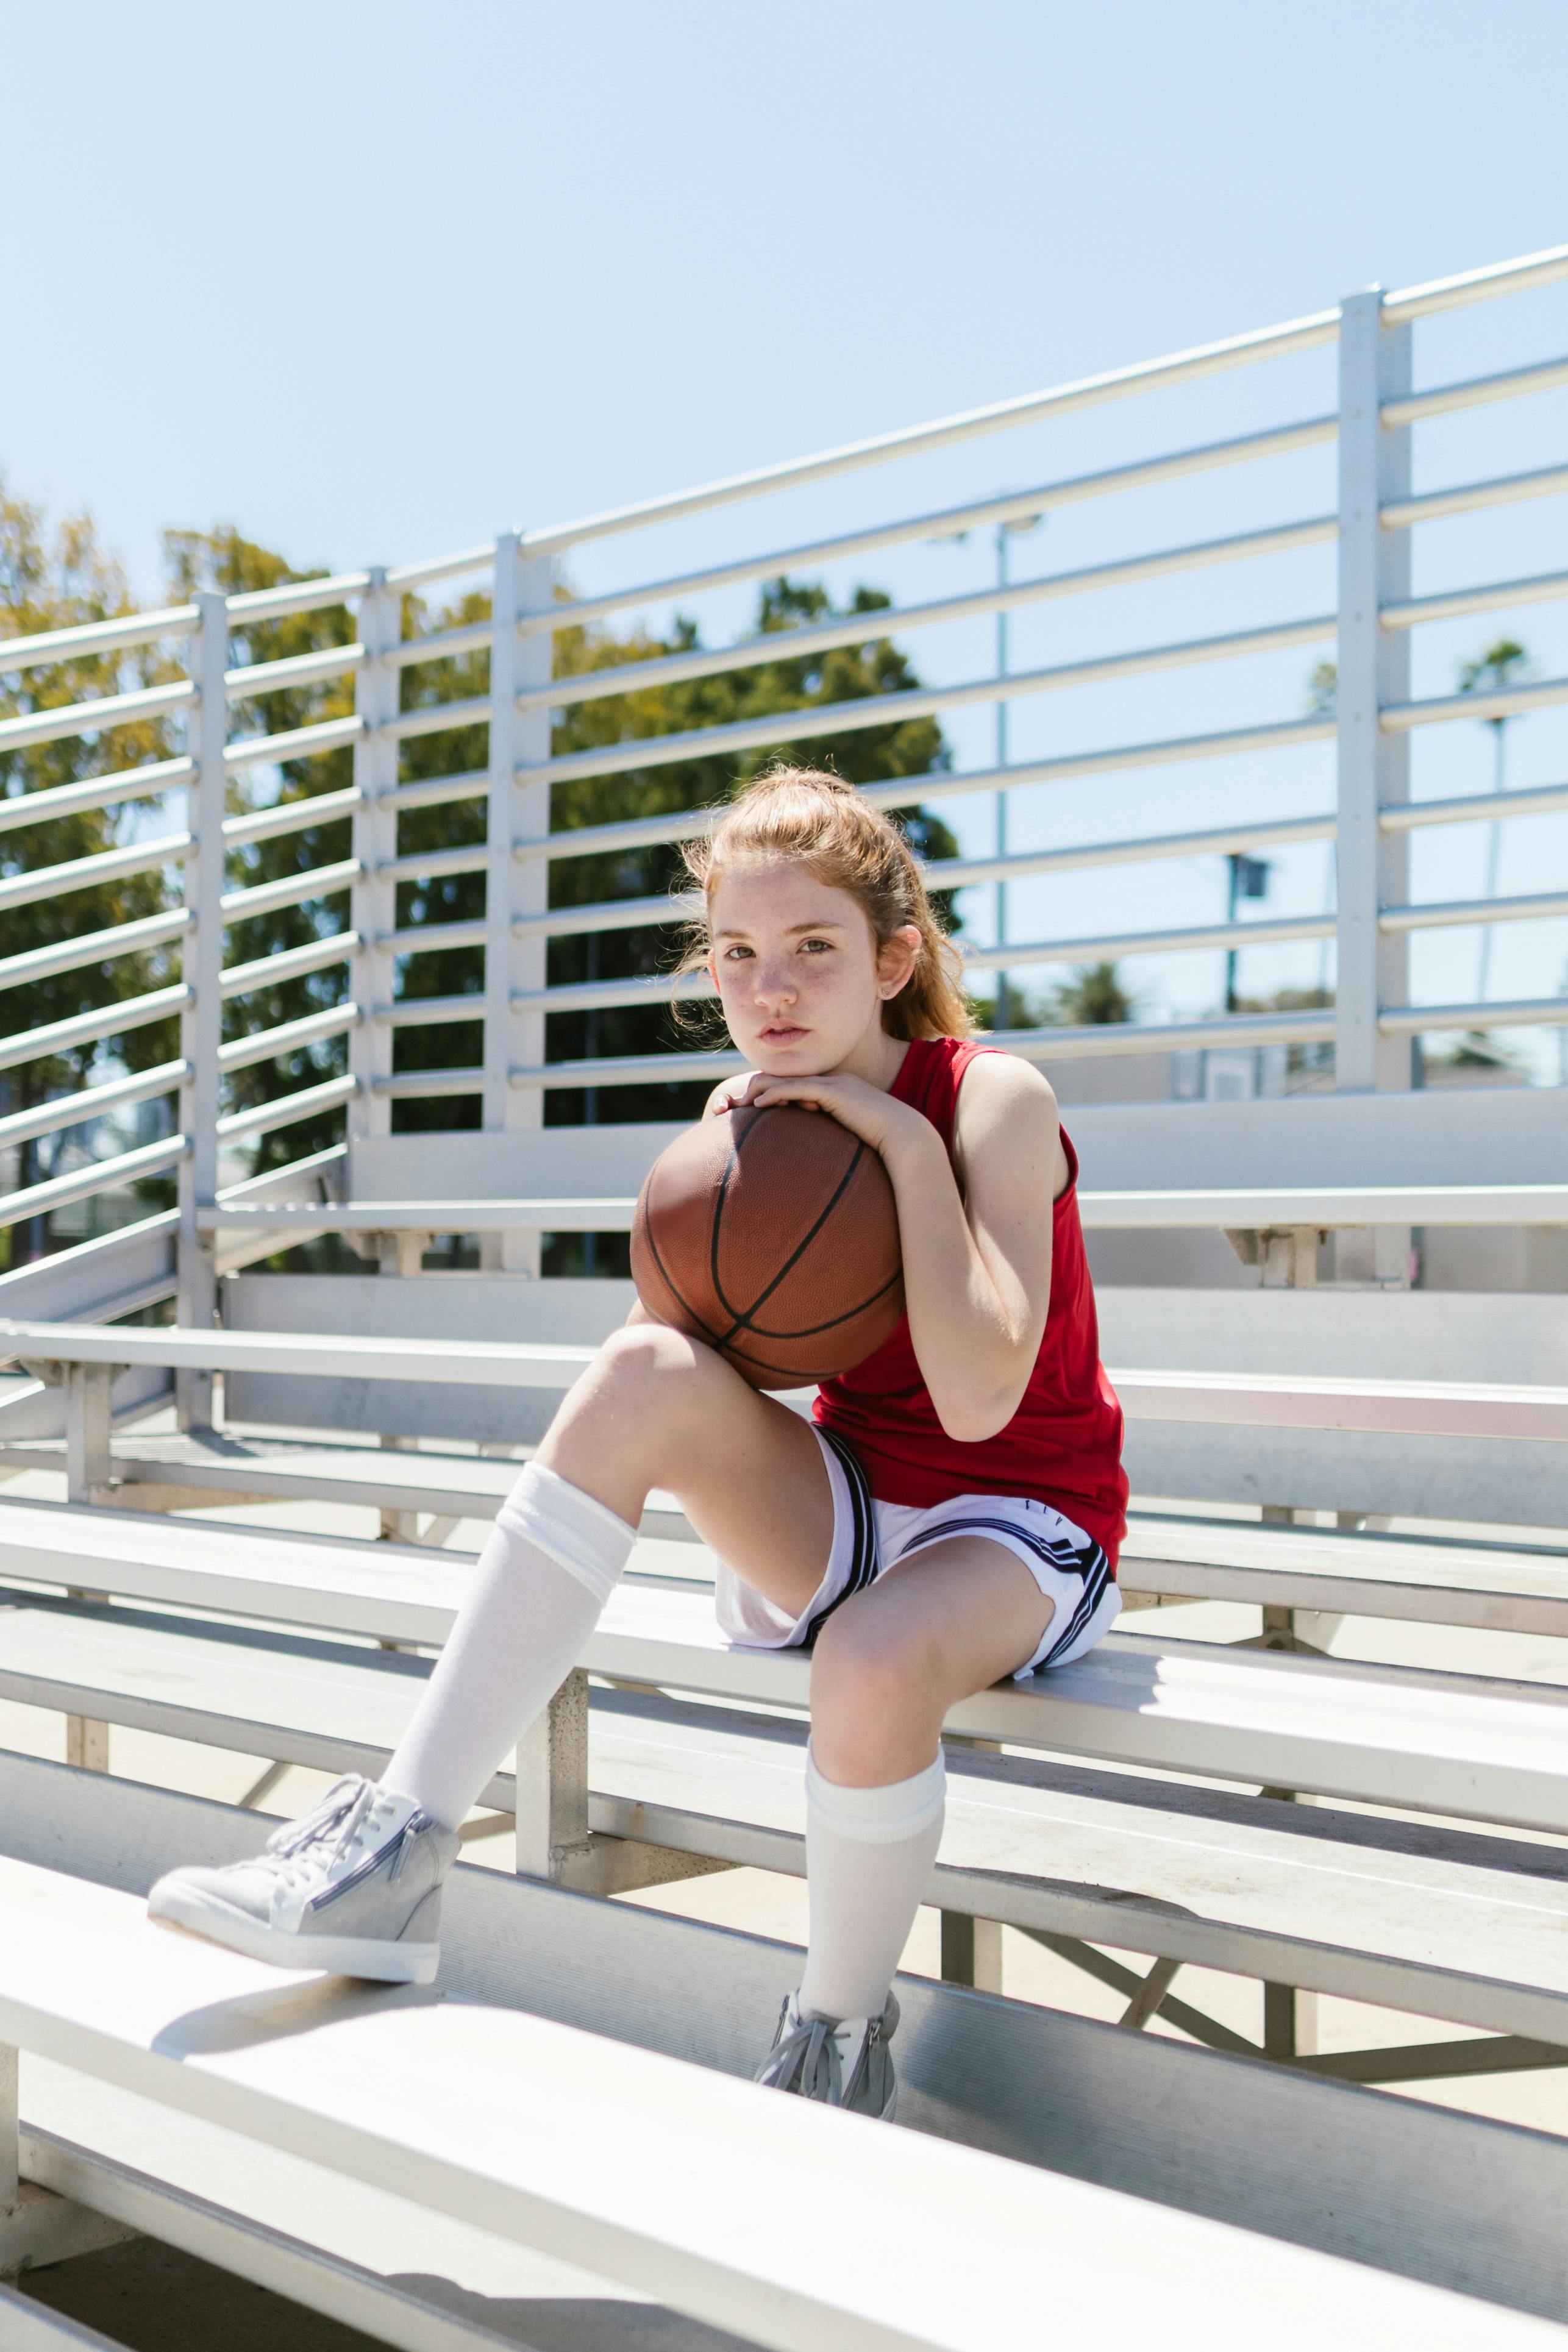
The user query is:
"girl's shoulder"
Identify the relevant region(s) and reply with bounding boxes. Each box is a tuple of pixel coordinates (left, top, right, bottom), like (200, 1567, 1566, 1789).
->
(949, 1041, 1060, 1180)
(952, 1041, 1058, 1116)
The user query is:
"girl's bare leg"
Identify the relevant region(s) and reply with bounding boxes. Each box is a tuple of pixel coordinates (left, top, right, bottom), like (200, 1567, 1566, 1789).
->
(381, 1325, 834, 1828)
(809, 1540, 1054, 1782)
(791, 1542, 1053, 2025)
(536, 1321, 836, 1617)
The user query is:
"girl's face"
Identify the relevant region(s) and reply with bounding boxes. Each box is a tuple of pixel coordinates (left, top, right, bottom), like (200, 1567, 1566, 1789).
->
(707, 860, 920, 1076)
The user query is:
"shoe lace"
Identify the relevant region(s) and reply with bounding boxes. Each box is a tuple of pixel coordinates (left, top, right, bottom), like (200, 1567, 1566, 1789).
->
(262, 1775, 381, 1885)
(755, 2009, 845, 2103)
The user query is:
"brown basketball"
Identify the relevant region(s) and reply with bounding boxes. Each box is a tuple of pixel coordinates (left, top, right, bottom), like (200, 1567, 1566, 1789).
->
(630, 1103, 904, 1389)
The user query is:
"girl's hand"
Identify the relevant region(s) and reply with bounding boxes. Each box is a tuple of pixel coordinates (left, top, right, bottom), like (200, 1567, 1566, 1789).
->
(721, 1068, 920, 1160)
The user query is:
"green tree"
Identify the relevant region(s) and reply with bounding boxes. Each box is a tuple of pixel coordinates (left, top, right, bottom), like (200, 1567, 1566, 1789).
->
(1050, 961, 1134, 1027)
(1, 480, 185, 1267)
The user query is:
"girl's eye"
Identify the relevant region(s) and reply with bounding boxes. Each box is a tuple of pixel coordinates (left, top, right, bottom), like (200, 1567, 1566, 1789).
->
(721, 944, 754, 961)
(799, 938, 832, 954)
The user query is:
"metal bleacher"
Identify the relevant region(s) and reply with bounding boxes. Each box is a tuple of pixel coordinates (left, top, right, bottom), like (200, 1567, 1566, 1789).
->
(4, 239, 1568, 2347)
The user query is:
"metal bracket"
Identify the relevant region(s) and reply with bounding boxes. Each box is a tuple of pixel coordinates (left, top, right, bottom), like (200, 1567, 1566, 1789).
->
(1, 2047, 137, 2281)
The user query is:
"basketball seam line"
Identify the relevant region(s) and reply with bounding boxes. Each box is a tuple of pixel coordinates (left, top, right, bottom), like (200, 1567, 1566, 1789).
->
(708, 1110, 883, 1350)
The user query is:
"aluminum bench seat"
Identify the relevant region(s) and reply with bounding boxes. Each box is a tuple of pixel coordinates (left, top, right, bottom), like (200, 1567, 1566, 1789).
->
(12, 1424, 1568, 1634)
(9, 1498, 1568, 1830)
(11, 1591, 1568, 2069)
(14, 1853, 1554, 2352)
(0, 1427, 704, 1547)
(6, 1762, 1568, 2342)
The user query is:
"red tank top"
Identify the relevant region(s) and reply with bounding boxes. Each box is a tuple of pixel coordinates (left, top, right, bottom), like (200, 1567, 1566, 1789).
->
(813, 1036, 1128, 1565)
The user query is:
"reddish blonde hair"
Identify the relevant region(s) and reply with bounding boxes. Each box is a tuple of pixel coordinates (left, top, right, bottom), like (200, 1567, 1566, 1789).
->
(675, 765, 972, 1041)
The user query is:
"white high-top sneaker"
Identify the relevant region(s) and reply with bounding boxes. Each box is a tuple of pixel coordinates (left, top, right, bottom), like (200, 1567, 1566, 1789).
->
(148, 1775, 458, 1983)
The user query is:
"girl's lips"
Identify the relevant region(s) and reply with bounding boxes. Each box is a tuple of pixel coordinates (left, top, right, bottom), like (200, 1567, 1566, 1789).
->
(759, 1025, 807, 1041)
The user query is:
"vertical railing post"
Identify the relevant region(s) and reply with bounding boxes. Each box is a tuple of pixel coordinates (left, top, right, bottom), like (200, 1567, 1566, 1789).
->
(1335, 288, 1413, 1096)
(176, 590, 229, 1430)
(1335, 290, 1415, 1287)
(349, 570, 399, 1156)
(483, 532, 553, 1276)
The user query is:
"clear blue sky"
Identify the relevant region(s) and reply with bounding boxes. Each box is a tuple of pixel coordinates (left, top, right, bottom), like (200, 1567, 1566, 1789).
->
(7, 0, 1568, 1061)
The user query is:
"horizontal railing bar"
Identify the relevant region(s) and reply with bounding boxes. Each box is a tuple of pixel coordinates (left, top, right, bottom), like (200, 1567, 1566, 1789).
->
(221, 930, 358, 999)
(226, 572, 372, 624)
(0, 605, 198, 674)
(0, 908, 190, 997)
(0, 1134, 190, 1232)
(1383, 354, 1568, 427)
(529, 429, 1338, 638)
(519, 518, 1339, 715)
(370, 1066, 486, 1099)
(513, 813, 1339, 944)
(0, 984, 189, 1075)
(378, 916, 488, 958)
(516, 616, 1336, 791)
(514, 889, 695, 942)
(0, 1058, 188, 1152)
(1382, 461, 1568, 532)
(1380, 565, 1568, 631)
(1381, 674, 1568, 732)
(216, 1139, 347, 1206)
(1084, 1183, 1568, 1229)
(1380, 779, 1568, 833)
(1380, 888, 1568, 933)
(924, 811, 1339, 891)
(215, 1071, 358, 1141)
(371, 994, 485, 1028)
(380, 619, 496, 672)
(968, 911, 1335, 971)
(1383, 240, 1568, 322)
(512, 971, 710, 1015)
(199, 1199, 635, 1234)
(0, 755, 194, 838)
(515, 718, 1336, 869)
(216, 1003, 362, 1073)
(511, 314, 1341, 558)
(508, 1048, 737, 1092)
(219, 858, 361, 922)
(382, 545, 495, 594)
(223, 714, 365, 772)
(0, 678, 192, 756)
(223, 785, 363, 846)
(382, 766, 491, 814)
(192, 1183, 1568, 1237)
(0, 831, 190, 915)
(377, 843, 489, 885)
(1002, 1008, 1333, 1061)
(379, 694, 490, 746)
(226, 644, 365, 703)
(1379, 995, 1568, 1035)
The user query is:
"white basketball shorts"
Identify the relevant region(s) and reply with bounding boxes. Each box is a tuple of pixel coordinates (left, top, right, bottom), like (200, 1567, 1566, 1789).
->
(714, 1424, 1122, 1680)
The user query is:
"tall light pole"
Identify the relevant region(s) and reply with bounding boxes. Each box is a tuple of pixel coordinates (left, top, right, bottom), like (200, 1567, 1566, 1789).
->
(994, 513, 1042, 1031)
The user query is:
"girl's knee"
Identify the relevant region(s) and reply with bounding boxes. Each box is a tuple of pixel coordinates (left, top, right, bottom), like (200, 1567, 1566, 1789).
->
(811, 1603, 946, 1778)
(575, 1322, 721, 1422)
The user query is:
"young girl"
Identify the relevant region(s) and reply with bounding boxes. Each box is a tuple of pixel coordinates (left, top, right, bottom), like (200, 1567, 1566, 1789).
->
(149, 766, 1128, 2120)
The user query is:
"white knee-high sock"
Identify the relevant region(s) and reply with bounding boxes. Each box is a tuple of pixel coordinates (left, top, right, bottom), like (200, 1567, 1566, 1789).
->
(382, 1463, 635, 1831)
(796, 1746, 946, 2023)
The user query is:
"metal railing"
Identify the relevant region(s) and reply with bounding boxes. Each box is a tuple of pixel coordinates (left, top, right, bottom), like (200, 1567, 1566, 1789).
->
(2, 238, 1568, 1298)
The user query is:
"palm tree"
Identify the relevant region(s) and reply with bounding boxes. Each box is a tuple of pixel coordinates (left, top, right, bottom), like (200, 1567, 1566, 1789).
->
(1456, 638, 1533, 1002)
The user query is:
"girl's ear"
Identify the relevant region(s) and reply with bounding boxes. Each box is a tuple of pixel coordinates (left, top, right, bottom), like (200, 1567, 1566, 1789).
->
(877, 923, 922, 1000)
